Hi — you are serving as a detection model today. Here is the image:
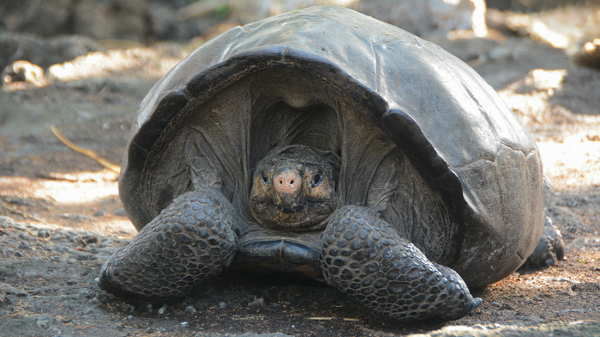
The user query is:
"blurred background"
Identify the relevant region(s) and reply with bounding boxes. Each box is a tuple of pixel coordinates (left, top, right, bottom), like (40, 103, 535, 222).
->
(1, 0, 600, 75)
(0, 3, 598, 335)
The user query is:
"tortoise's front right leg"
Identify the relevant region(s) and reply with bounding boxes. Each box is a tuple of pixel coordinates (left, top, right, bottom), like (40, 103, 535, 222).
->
(97, 189, 239, 300)
(319, 206, 482, 322)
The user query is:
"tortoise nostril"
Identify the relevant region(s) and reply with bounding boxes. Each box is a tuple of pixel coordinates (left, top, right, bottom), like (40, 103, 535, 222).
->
(275, 172, 300, 193)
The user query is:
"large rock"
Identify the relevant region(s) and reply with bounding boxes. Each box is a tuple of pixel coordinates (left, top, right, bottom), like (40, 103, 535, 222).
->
(0, 33, 98, 72)
(0, 0, 151, 43)
(228, 0, 487, 38)
(2, 0, 488, 42)
(0, 0, 74, 37)
(73, 0, 149, 42)
(355, 0, 488, 38)
(486, 0, 589, 12)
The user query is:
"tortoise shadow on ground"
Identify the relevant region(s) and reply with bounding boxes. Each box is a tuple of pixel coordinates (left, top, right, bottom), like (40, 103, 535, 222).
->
(98, 270, 454, 335)
(547, 66, 600, 117)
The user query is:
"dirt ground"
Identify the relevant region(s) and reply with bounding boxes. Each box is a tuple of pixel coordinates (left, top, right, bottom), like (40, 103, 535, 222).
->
(0, 22, 599, 337)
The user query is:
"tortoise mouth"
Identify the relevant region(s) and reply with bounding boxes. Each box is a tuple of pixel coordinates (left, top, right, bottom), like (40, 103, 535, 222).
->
(249, 199, 336, 231)
(276, 204, 301, 213)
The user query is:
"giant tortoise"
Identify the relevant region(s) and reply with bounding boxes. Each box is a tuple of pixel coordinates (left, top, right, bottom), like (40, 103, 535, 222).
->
(97, 6, 564, 322)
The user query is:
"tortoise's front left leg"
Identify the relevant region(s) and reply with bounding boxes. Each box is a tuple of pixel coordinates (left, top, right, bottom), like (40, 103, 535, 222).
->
(319, 206, 482, 322)
(97, 189, 239, 300)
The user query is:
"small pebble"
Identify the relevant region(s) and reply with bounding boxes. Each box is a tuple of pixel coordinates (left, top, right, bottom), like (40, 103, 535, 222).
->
(219, 302, 227, 309)
(113, 208, 127, 216)
(36, 315, 54, 329)
(158, 304, 168, 315)
(121, 302, 135, 313)
(185, 306, 197, 315)
(0, 294, 11, 306)
(78, 288, 92, 298)
(248, 297, 265, 308)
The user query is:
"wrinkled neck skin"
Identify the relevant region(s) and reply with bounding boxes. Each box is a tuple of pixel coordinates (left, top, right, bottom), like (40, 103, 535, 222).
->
(249, 145, 339, 231)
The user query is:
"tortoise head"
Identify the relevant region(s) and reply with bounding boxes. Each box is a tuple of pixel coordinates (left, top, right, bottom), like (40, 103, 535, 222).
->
(249, 145, 338, 231)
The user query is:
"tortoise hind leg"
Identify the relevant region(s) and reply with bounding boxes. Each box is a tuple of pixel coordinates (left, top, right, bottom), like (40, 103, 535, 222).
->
(319, 206, 481, 321)
(520, 217, 565, 270)
(97, 189, 238, 300)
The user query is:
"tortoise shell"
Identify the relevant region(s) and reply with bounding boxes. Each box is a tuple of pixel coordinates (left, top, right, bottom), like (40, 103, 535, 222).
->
(119, 6, 546, 289)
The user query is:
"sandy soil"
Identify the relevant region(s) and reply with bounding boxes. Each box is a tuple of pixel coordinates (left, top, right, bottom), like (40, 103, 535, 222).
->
(0, 28, 598, 336)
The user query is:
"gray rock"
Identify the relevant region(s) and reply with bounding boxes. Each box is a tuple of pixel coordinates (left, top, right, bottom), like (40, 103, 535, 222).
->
(185, 305, 197, 315)
(0, 0, 74, 37)
(120, 302, 135, 313)
(0, 282, 28, 297)
(59, 213, 91, 223)
(0, 294, 11, 306)
(247, 297, 265, 308)
(228, 0, 484, 38)
(72, 0, 149, 42)
(0, 33, 98, 73)
(35, 314, 56, 329)
(407, 320, 600, 337)
(78, 288, 93, 298)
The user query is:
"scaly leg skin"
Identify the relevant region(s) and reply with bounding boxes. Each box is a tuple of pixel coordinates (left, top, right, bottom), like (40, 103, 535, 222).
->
(320, 206, 482, 322)
(97, 189, 239, 300)
(520, 217, 565, 270)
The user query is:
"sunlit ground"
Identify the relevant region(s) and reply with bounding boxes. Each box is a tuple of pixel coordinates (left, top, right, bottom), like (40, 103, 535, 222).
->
(498, 68, 600, 191)
(0, 175, 136, 238)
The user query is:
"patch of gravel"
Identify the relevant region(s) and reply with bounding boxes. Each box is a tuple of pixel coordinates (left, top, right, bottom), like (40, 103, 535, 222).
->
(0, 215, 130, 263)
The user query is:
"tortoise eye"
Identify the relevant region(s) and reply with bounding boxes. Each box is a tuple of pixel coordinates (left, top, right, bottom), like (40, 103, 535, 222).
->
(261, 173, 269, 185)
(311, 173, 322, 187)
